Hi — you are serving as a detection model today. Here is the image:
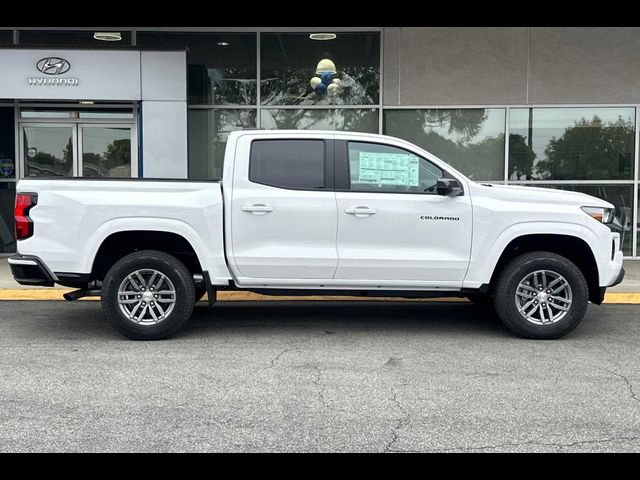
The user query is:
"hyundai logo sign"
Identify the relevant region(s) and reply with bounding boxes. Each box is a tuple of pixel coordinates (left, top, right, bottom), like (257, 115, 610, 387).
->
(29, 57, 78, 87)
(36, 57, 71, 76)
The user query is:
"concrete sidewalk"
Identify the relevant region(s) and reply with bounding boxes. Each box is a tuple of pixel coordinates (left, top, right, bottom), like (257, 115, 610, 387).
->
(1, 253, 639, 301)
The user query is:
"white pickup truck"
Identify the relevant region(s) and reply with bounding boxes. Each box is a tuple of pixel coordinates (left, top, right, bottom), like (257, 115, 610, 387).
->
(9, 130, 625, 340)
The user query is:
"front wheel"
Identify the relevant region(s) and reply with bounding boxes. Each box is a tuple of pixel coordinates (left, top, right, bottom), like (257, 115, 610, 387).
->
(101, 250, 195, 340)
(493, 251, 588, 340)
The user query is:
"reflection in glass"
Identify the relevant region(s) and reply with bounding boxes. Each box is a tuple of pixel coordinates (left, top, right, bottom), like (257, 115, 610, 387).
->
(384, 109, 506, 181)
(18, 30, 132, 48)
(0, 30, 13, 46)
(21, 108, 133, 120)
(0, 107, 15, 180)
(138, 32, 257, 106)
(0, 182, 16, 253)
(519, 184, 634, 256)
(189, 109, 256, 180)
(23, 126, 74, 177)
(261, 32, 380, 106)
(82, 127, 131, 177)
(509, 108, 635, 181)
(261, 109, 379, 133)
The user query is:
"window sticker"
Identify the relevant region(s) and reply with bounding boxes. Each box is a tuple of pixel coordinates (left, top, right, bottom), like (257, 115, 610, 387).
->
(358, 152, 420, 187)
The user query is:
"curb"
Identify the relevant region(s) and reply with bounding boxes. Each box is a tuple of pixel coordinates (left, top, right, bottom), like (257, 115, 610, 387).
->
(0, 290, 639, 304)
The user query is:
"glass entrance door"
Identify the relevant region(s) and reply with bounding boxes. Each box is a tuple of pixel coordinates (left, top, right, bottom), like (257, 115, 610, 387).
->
(21, 123, 133, 178)
(22, 124, 75, 177)
(79, 125, 132, 177)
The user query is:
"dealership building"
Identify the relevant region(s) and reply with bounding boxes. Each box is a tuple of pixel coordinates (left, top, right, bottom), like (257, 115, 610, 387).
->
(0, 27, 639, 258)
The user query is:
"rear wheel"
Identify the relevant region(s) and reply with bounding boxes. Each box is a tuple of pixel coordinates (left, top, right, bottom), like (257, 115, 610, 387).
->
(101, 250, 195, 340)
(493, 251, 588, 339)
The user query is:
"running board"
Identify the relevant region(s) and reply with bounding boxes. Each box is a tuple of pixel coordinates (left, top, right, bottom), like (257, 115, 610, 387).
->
(63, 289, 102, 301)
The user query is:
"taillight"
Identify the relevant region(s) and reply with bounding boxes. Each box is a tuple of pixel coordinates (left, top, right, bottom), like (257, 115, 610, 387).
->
(15, 193, 38, 241)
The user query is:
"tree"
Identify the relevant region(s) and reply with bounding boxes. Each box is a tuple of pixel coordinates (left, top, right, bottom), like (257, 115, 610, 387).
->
(105, 139, 131, 171)
(509, 134, 537, 180)
(535, 116, 634, 180)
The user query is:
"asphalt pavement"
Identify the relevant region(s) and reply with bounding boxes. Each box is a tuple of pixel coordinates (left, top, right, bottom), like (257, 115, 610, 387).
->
(0, 300, 638, 452)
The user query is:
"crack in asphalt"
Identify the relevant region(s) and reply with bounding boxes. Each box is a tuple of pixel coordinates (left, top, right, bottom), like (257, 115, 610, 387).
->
(385, 386, 410, 453)
(268, 331, 327, 369)
(594, 341, 640, 407)
(426, 435, 640, 453)
(610, 371, 640, 405)
(310, 365, 329, 410)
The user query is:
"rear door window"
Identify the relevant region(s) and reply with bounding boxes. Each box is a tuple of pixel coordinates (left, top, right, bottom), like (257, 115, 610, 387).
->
(249, 140, 326, 190)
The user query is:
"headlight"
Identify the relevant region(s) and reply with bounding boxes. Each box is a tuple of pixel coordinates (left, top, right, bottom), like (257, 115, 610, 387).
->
(581, 206, 615, 224)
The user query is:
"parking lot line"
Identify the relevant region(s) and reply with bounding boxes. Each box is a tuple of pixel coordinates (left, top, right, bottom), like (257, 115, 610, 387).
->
(0, 290, 638, 304)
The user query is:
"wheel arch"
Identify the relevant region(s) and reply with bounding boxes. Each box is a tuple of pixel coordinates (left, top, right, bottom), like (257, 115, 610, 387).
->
(90, 230, 205, 282)
(488, 233, 601, 304)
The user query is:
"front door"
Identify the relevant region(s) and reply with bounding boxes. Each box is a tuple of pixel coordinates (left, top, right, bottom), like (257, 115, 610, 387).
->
(229, 135, 338, 282)
(21, 123, 134, 178)
(334, 139, 473, 289)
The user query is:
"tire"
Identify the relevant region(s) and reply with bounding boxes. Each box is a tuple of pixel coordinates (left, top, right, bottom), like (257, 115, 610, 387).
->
(494, 251, 588, 340)
(101, 250, 195, 340)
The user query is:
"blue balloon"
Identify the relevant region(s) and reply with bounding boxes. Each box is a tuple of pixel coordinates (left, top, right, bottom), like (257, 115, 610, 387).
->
(320, 71, 333, 86)
(315, 83, 328, 95)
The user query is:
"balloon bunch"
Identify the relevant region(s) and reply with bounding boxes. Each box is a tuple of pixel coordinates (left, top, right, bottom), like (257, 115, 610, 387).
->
(309, 58, 342, 97)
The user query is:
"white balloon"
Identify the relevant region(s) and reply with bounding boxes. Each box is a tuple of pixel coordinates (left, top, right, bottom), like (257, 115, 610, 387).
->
(310, 77, 322, 89)
(332, 78, 342, 86)
(327, 83, 339, 96)
(316, 58, 337, 74)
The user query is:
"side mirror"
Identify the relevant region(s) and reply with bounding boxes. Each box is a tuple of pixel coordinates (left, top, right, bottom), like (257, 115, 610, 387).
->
(436, 178, 464, 197)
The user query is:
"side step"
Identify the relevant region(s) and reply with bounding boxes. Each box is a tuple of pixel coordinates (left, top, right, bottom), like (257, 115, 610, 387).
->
(63, 289, 102, 301)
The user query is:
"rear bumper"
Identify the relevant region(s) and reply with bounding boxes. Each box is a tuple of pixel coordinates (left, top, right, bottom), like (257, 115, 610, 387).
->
(8, 254, 56, 287)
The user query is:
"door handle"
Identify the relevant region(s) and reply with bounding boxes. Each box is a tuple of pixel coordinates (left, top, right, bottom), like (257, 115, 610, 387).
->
(242, 204, 274, 215)
(345, 207, 377, 217)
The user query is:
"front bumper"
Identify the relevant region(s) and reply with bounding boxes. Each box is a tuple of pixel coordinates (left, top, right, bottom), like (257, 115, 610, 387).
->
(609, 267, 626, 288)
(594, 265, 625, 305)
(8, 254, 56, 287)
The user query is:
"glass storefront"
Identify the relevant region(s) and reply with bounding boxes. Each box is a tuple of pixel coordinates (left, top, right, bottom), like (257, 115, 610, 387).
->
(81, 126, 131, 178)
(261, 108, 379, 133)
(0, 182, 15, 254)
(0, 106, 15, 253)
(18, 30, 133, 48)
(138, 32, 257, 106)
(140, 31, 381, 181)
(384, 109, 506, 181)
(637, 188, 640, 256)
(509, 107, 635, 181)
(0, 30, 12, 46)
(17, 108, 135, 179)
(188, 109, 256, 180)
(0, 107, 14, 181)
(260, 32, 380, 106)
(1, 29, 640, 257)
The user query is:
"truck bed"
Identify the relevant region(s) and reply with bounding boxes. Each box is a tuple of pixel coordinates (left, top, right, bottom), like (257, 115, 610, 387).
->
(15, 178, 230, 284)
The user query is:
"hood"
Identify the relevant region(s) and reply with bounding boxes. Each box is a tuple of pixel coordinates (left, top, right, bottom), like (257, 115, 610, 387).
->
(472, 183, 615, 209)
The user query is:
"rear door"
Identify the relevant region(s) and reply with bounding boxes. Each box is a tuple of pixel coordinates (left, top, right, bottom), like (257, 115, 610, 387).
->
(229, 134, 338, 282)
